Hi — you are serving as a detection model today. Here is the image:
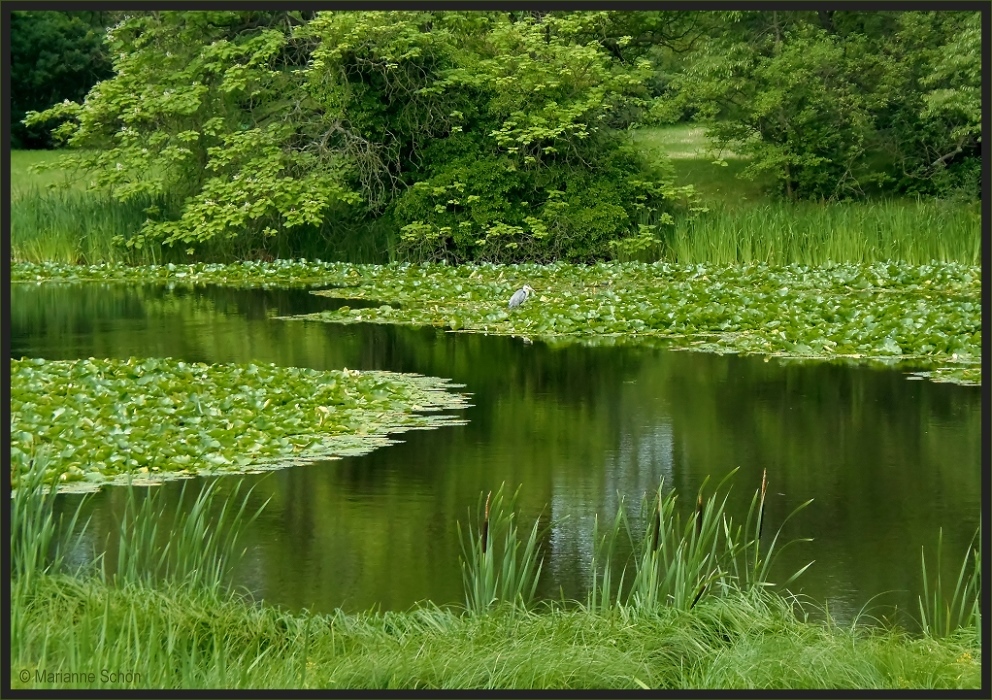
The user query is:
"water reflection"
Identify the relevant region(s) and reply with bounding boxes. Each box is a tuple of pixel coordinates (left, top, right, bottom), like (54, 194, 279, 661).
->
(10, 282, 983, 625)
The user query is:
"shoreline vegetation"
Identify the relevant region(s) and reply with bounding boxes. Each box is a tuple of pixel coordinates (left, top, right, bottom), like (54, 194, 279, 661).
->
(11, 258, 982, 386)
(11, 128, 982, 269)
(9, 9, 982, 690)
(10, 357, 471, 492)
(11, 471, 981, 690)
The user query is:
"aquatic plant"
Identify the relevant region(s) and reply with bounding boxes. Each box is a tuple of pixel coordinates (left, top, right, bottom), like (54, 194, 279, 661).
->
(588, 470, 814, 613)
(12, 260, 979, 383)
(919, 526, 982, 641)
(10, 357, 469, 490)
(457, 484, 545, 614)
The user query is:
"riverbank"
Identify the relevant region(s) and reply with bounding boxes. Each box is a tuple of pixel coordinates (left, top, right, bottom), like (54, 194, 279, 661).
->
(11, 465, 981, 691)
(12, 572, 979, 690)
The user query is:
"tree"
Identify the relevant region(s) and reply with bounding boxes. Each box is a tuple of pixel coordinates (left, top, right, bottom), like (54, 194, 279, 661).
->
(667, 10, 981, 200)
(26, 10, 696, 262)
(11, 11, 114, 149)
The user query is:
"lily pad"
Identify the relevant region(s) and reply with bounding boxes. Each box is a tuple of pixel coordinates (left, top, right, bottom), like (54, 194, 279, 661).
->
(11, 357, 471, 492)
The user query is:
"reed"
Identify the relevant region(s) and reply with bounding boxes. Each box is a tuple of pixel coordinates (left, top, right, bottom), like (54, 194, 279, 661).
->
(108, 478, 268, 591)
(587, 469, 814, 614)
(10, 453, 93, 591)
(658, 199, 980, 266)
(9, 465, 982, 689)
(457, 484, 545, 614)
(918, 525, 982, 640)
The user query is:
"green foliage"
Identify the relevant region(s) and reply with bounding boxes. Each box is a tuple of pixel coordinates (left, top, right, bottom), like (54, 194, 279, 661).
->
(10, 456, 93, 592)
(9, 260, 982, 385)
(457, 484, 545, 614)
(919, 527, 981, 641)
(26, 11, 692, 262)
(10, 357, 469, 490)
(669, 10, 981, 200)
(10, 476, 981, 689)
(588, 472, 813, 613)
(10, 11, 114, 149)
(664, 199, 981, 267)
(107, 479, 266, 591)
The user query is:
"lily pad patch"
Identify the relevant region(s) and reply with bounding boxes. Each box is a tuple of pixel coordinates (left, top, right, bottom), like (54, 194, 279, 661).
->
(11, 357, 471, 492)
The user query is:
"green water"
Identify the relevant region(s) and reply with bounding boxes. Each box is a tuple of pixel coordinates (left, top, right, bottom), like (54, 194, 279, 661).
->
(9, 282, 982, 625)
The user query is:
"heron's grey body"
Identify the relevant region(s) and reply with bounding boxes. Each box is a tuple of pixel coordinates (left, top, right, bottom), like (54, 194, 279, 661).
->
(508, 285, 535, 309)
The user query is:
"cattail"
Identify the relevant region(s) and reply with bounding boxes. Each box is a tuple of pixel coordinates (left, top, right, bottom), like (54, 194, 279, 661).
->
(651, 495, 661, 552)
(695, 494, 704, 541)
(481, 491, 491, 554)
(690, 582, 707, 609)
(758, 469, 767, 540)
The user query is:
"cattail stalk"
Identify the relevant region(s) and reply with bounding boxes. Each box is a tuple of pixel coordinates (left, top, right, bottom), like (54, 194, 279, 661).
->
(651, 495, 661, 552)
(695, 494, 704, 541)
(481, 491, 491, 554)
(758, 469, 767, 540)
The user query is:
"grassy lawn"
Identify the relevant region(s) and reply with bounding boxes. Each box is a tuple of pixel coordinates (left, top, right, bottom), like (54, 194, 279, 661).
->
(633, 124, 768, 204)
(10, 149, 99, 200)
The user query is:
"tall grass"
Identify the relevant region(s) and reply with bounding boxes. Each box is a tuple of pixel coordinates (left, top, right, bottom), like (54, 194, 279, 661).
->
(457, 484, 544, 614)
(10, 186, 396, 265)
(634, 199, 981, 266)
(10, 456, 93, 592)
(9, 462, 982, 689)
(10, 453, 266, 592)
(919, 526, 982, 641)
(10, 187, 163, 265)
(588, 470, 814, 613)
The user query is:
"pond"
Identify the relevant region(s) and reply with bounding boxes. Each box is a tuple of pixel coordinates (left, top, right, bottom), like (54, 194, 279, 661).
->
(10, 282, 982, 626)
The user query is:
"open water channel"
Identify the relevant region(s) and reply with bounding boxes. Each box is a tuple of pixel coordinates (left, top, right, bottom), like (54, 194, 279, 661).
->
(10, 282, 983, 626)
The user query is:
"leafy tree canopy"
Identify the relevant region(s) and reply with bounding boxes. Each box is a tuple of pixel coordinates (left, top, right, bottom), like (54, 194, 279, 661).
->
(666, 10, 981, 200)
(27, 10, 697, 262)
(11, 10, 114, 149)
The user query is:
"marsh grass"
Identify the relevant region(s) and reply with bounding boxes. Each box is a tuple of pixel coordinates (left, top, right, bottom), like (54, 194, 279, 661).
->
(457, 484, 545, 614)
(10, 457, 92, 592)
(10, 452, 266, 592)
(108, 478, 268, 591)
(588, 470, 814, 614)
(10, 186, 396, 265)
(919, 526, 982, 641)
(626, 125, 981, 266)
(658, 199, 981, 266)
(12, 577, 980, 689)
(10, 187, 162, 265)
(9, 458, 982, 690)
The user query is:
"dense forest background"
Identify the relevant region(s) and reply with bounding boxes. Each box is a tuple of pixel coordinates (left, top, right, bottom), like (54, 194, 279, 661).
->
(11, 9, 982, 263)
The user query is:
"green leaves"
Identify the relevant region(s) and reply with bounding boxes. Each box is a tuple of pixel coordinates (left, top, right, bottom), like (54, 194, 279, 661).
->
(670, 10, 981, 200)
(26, 10, 695, 262)
(10, 357, 469, 491)
(10, 256, 981, 388)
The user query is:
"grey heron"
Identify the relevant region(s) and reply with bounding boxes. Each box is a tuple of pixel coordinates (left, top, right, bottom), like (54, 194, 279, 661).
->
(508, 285, 535, 309)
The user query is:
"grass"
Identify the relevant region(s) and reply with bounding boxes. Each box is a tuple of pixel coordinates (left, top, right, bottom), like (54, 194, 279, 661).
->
(458, 484, 545, 614)
(10, 455, 982, 689)
(919, 526, 982, 642)
(662, 199, 981, 266)
(588, 470, 814, 613)
(9, 150, 395, 265)
(11, 126, 981, 267)
(12, 576, 981, 689)
(631, 125, 981, 266)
